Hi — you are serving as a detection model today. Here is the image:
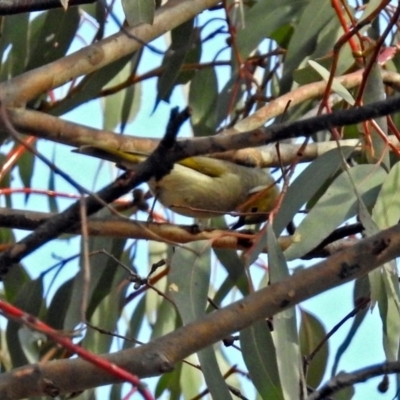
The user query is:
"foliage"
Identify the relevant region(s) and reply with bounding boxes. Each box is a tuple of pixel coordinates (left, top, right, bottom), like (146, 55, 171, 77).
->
(0, 0, 400, 399)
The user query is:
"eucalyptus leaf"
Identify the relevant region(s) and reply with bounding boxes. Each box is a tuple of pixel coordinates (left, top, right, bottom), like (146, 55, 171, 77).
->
(285, 165, 386, 260)
(240, 320, 284, 400)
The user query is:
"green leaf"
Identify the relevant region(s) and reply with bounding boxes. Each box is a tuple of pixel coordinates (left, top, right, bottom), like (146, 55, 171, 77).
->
(169, 241, 231, 399)
(122, 0, 155, 26)
(308, 60, 355, 105)
(213, 248, 249, 297)
(50, 53, 134, 116)
(372, 161, 400, 229)
(6, 278, 44, 368)
(156, 19, 195, 105)
(274, 146, 355, 236)
(240, 320, 284, 400)
(361, 62, 389, 170)
(280, 0, 336, 93)
(82, 266, 127, 354)
(46, 278, 74, 330)
(64, 214, 127, 329)
(189, 67, 219, 136)
(197, 347, 233, 400)
(102, 56, 142, 132)
(0, 14, 29, 80)
(2, 264, 29, 303)
(215, 72, 244, 126)
(151, 297, 178, 339)
(370, 163, 400, 361)
(85, 237, 127, 320)
(169, 241, 211, 323)
(268, 224, 304, 400)
(25, 7, 80, 72)
(299, 309, 329, 388)
(285, 164, 386, 260)
(146, 241, 168, 327)
(18, 327, 45, 364)
(332, 375, 355, 400)
(124, 296, 146, 349)
(236, 0, 306, 60)
(155, 362, 183, 399)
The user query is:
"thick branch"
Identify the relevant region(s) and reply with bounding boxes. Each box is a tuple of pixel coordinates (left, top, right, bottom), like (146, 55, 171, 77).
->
(0, 223, 399, 399)
(6, 94, 400, 166)
(0, 0, 220, 106)
(0, 0, 95, 14)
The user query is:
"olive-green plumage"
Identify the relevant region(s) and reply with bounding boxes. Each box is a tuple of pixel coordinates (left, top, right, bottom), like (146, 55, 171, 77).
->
(76, 146, 279, 222)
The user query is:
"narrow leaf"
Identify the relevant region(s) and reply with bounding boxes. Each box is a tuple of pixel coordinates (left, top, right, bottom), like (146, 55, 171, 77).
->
(285, 165, 386, 260)
(240, 320, 284, 400)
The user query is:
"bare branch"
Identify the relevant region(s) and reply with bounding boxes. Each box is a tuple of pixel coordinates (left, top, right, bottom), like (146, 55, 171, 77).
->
(307, 362, 400, 400)
(0, 0, 95, 14)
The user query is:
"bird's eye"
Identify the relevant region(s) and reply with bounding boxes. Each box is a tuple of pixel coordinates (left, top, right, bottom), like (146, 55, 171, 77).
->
(251, 206, 258, 213)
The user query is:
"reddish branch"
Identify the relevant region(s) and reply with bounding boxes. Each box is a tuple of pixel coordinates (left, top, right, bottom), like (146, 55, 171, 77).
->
(0, 300, 153, 400)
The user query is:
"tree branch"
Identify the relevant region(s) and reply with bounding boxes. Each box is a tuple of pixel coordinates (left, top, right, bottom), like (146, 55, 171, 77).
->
(307, 361, 400, 400)
(0, 0, 95, 14)
(0, 222, 399, 399)
(0, 0, 220, 106)
(0, 207, 294, 251)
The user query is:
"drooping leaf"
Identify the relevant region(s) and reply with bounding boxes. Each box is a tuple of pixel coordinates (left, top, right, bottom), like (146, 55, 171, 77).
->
(361, 62, 390, 170)
(213, 247, 249, 298)
(46, 277, 74, 330)
(268, 224, 304, 400)
(155, 361, 183, 399)
(122, 0, 155, 26)
(50, 53, 135, 116)
(274, 146, 355, 236)
(235, 0, 306, 60)
(6, 277, 44, 368)
(370, 162, 400, 362)
(2, 264, 30, 303)
(124, 296, 146, 349)
(156, 19, 195, 105)
(146, 241, 168, 327)
(25, 7, 80, 72)
(0, 14, 29, 80)
(102, 55, 142, 132)
(169, 241, 232, 399)
(308, 60, 355, 105)
(82, 265, 127, 355)
(240, 320, 284, 400)
(285, 164, 386, 260)
(299, 308, 329, 388)
(64, 211, 127, 329)
(280, 0, 336, 93)
(189, 67, 219, 136)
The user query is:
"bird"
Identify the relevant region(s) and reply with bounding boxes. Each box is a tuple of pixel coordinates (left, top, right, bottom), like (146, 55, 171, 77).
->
(75, 145, 279, 226)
